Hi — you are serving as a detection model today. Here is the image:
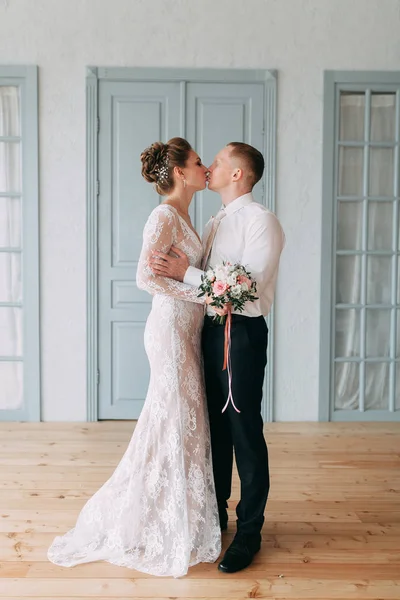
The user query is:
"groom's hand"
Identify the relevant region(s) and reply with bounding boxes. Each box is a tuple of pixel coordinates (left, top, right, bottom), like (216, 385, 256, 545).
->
(149, 246, 189, 282)
(205, 295, 231, 316)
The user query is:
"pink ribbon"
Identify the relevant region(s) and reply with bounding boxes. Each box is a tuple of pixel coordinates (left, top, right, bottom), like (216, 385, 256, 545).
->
(221, 307, 241, 414)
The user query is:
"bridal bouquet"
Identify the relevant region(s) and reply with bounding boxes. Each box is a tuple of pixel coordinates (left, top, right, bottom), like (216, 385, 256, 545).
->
(198, 262, 258, 414)
(197, 262, 258, 324)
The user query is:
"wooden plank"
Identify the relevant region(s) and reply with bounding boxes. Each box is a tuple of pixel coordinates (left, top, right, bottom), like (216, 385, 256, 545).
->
(0, 561, 393, 581)
(2, 532, 400, 560)
(1, 577, 400, 598)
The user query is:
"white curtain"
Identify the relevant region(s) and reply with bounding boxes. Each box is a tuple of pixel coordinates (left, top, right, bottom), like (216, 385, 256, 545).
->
(335, 93, 396, 410)
(0, 86, 23, 410)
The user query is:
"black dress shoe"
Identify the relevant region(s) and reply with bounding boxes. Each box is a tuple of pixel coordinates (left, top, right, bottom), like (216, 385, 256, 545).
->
(218, 533, 260, 573)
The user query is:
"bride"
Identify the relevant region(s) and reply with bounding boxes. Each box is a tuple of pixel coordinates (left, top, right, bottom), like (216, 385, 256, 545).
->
(47, 137, 221, 577)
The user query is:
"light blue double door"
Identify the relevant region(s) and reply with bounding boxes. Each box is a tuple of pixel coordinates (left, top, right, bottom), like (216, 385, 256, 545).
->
(98, 75, 265, 419)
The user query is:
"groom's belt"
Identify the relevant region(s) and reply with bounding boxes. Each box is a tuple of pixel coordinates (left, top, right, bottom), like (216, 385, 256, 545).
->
(204, 314, 262, 327)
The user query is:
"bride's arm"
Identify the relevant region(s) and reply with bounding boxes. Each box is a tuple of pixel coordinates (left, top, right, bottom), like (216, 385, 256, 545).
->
(149, 218, 213, 285)
(136, 206, 205, 304)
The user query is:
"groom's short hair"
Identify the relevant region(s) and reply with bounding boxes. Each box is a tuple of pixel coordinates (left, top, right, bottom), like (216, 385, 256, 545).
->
(227, 142, 264, 188)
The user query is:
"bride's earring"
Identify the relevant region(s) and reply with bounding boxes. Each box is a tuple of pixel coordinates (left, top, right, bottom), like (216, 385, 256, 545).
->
(183, 178, 187, 189)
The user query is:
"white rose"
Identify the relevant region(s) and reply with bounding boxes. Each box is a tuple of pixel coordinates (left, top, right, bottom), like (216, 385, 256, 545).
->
(206, 269, 215, 281)
(227, 274, 237, 287)
(231, 284, 242, 297)
(215, 268, 227, 282)
(241, 283, 249, 292)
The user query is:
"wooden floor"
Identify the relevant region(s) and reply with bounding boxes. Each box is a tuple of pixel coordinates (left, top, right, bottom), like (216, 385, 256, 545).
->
(0, 422, 399, 599)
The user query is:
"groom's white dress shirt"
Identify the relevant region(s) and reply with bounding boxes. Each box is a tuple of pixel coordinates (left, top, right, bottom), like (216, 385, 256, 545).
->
(183, 193, 285, 318)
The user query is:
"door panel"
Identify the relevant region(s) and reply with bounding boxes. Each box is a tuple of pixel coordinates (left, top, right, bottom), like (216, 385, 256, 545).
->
(186, 83, 265, 235)
(98, 81, 182, 419)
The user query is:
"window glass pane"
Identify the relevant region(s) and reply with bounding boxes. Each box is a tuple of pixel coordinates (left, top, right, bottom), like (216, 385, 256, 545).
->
(0, 86, 20, 137)
(339, 93, 365, 142)
(369, 147, 394, 197)
(366, 256, 392, 304)
(370, 93, 396, 143)
(334, 362, 359, 410)
(0, 197, 21, 248)
(397, 256, 400, 304)
(0, 141, 21, 193)
(396, 362, 400, 410)
(336, 255, 361, 304)
(337, 201, 363, 250)
(0, 252, 22, 302)
(397, 257, 400, 304)
(367, 201, 394, 251)
(335, 309, 360, 358)
(338, 147, 363, 196)
(398, 262, 400, 304)
(365, 362, 389, 410)
(398, 203, 400, 251)
(0, 361, 23, 410)
(366, 309, 391, 357)
(397, 310, 400, 358)
(0, 307, 22, 356)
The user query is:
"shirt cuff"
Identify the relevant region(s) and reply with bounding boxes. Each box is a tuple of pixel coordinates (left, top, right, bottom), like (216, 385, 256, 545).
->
(183, 266, 204, 287)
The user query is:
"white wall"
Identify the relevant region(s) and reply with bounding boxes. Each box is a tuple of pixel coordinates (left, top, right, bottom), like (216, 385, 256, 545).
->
(1, 0, 399, 421)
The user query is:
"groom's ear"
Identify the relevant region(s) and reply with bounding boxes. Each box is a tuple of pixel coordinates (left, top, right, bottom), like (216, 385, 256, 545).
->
(232, 168, 243, 182)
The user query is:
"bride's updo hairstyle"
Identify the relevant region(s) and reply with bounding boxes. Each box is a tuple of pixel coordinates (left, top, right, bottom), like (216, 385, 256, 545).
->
(140, 137, 193, 195)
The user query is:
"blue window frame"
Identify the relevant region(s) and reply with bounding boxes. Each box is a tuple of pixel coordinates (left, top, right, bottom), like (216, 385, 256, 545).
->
(0, 66, 40, 421)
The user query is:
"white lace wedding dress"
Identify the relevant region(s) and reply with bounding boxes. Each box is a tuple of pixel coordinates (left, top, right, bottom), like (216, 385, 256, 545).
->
(47, 204, 221, 577)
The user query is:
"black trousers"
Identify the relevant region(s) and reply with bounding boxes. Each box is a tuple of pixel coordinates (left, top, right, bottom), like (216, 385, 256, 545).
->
(202, 314, 269, 539)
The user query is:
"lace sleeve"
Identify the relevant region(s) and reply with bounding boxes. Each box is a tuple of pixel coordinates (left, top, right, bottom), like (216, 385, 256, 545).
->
(136, 206, 205, 304)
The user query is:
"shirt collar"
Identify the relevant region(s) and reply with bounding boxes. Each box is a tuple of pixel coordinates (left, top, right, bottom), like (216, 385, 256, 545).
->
(223, 192, 254, 216)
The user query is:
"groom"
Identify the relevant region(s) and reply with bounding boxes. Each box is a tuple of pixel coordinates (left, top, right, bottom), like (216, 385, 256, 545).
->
(150, 142, 285, 573)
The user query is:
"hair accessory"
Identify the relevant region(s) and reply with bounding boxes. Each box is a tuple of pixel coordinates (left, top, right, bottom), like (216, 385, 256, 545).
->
(155, 154, 169, 184)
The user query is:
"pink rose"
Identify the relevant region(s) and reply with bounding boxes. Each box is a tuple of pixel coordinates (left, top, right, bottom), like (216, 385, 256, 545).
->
(212, 280, 228, 296)
(237, 275, 252, 287)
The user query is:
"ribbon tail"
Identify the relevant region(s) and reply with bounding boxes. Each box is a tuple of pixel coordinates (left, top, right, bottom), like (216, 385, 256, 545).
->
(225, 347, 241, 413)
(221, 308, 240, 414)
(222, 309, 231, 371)
(221, 394, 231, 413)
